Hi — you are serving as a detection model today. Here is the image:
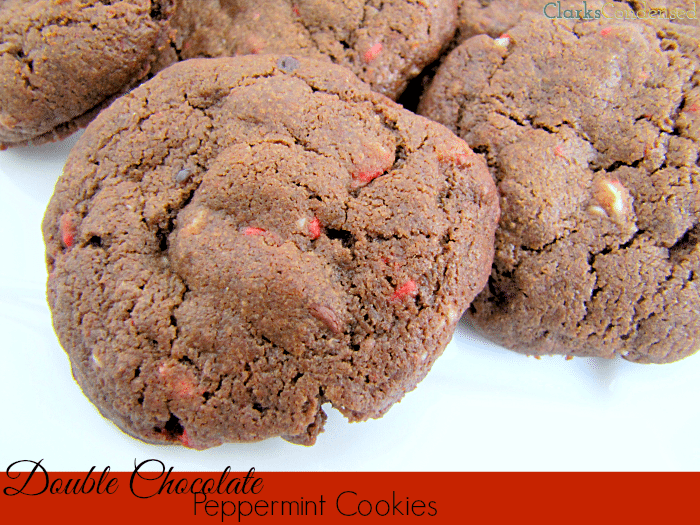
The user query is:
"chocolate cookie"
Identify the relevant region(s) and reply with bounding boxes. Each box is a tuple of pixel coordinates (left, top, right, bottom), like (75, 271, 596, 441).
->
(419, 18, 700, 363)
(0, 0, 174, 149)
(43, 55, 499, 447)
(167, 0, 457, 100)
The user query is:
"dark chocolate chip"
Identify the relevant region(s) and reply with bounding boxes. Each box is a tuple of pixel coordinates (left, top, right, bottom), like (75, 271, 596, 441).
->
(277, 56, 300, 73)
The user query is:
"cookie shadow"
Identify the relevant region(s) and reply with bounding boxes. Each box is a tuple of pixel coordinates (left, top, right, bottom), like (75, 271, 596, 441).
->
(456, 316, 623, 398)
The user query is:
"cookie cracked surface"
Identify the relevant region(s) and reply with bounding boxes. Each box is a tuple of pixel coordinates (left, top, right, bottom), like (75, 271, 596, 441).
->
(420, 18, 700, 363)
(0, 0, 174, 148)
(43, 55, 499, 447)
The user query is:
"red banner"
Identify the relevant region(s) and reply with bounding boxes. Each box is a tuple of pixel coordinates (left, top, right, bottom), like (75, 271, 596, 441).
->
(1, 461, 697, 523)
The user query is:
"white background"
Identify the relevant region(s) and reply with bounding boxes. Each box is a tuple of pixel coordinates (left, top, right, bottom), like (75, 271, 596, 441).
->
(2, 133, 699, 472)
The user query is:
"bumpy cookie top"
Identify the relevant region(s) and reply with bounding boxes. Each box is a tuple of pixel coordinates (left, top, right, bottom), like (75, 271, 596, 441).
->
(167, 0, 456, 100)
(0, 0, 173, 148)
(420, 18, 700, 363)
(43, 56, 499, 447)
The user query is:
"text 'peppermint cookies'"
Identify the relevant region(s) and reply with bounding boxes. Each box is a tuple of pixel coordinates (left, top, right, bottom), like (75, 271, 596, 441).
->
(420, 18, 700, 363)
(43, 56, 499, 447)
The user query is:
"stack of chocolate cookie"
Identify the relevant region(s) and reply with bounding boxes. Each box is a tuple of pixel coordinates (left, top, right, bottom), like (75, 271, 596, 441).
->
(2, 0, 698, 447)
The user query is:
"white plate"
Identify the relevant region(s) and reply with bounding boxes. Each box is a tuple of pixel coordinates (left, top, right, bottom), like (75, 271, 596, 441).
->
(2, 133, 699, 472)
